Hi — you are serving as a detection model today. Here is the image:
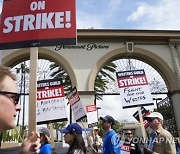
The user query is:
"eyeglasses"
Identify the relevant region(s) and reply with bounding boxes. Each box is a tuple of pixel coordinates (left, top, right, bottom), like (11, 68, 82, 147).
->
(125, 133, 132, 135)
(0, 91, 20, 105)
(147, 117, 157, 122)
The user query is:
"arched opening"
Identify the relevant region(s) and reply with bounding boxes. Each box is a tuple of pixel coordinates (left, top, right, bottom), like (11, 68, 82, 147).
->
(2, 48, 77, 87)
(1, 48, 76, 141)
(90, 48, 178, 136)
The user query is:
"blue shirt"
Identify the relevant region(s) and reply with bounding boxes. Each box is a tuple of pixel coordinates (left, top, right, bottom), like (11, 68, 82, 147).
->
(148, 132, 156, 150)
(39, 143, 52, 154)
(102, 130, 121, 154)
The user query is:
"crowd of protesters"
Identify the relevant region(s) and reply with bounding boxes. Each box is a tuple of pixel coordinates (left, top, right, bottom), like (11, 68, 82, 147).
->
(0, 65, 179, 154)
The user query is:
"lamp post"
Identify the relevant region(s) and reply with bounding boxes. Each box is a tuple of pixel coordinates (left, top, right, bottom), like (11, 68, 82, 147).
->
(96, 107, 101, 120)
(153, 98, 162, 108)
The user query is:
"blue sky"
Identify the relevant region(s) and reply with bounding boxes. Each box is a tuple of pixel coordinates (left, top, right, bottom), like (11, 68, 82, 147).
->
(75, 0, 180, 29)
(1, 0, 180, 30)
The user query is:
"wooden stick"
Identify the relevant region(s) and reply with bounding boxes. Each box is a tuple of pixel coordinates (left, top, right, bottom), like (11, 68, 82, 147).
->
(138, 107, 147, 139)
(0, 50, 2, 64)
(28, 47, 38, 134)
(49, 123, 55, 148)
(80, 121, 95, 152)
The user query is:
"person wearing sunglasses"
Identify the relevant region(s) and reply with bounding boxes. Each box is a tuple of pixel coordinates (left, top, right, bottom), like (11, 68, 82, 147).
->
(144, 112, 176, 154)
(123, 130, 141, 154)
(0, 66, 40, 154)
(125, 130, 133, 142)
(100, 115, 121, 154)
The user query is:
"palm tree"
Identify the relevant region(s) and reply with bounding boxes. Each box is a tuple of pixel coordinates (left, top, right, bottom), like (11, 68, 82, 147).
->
(15, 62, 29, 138)
(95, 62, 117, 100)
(50, 63, 72, 95)
(53, 122, 67, 141)
(50, 62, 117, 99)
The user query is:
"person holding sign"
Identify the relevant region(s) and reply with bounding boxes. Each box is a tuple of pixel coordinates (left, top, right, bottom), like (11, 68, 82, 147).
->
(60, 123, 86, 154)
(87, 127, 102, 153)
(0, 66, 40, 154)
(100, 115, 121, 154)
(144, 112, 176, 154)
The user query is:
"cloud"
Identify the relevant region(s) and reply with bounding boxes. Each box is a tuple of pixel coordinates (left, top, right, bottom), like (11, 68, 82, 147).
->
(97, 95, 137, 122)
(107, 0, 122, 17)
(127, 0, 180, 30)
(97, 95, 157, 123)
(76, 10, 103, 29)
(76, 0, 123, 29)
(127, 3, 148, 21)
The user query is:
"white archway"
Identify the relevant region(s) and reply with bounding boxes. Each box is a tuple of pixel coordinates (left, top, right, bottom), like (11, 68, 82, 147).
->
(2, 48, 77, 87)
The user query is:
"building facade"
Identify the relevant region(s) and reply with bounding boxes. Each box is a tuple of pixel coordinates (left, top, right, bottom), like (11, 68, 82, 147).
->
(1, 29, 180, 136)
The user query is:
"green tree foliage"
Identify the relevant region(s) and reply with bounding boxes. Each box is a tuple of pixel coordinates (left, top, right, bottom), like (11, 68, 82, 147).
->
(50, 62, 117, 100)
(95, 62, 117, 100)
(1, 126, 28, 142)
(98, 120, 122, 138)
(50, 63, 72, 95)
(53, 122, 67, 141)
(15, 63, 29, 74)
(154, 105, 173, 120)
(15, 63, 29, 139)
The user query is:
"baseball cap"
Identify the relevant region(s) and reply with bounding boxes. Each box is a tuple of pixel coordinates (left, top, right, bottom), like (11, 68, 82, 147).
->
(144, 112, 164, 121)
(60, 123, 82, 134)
(38, 127, 51, 143)
(93, 126, 98, 130)
(100, 115, 115, 125)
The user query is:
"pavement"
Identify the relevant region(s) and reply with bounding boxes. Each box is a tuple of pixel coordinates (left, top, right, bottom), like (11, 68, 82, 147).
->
(54, 142, 68, 154)
(0, 142, 68, 154)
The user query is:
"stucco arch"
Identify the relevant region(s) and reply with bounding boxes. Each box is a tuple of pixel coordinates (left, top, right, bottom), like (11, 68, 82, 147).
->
(2, 48, 77, 87)
(88, 47, 177, 92)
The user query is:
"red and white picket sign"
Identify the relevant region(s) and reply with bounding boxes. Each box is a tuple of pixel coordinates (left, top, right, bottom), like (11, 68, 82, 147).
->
(0, 0, 76, 49)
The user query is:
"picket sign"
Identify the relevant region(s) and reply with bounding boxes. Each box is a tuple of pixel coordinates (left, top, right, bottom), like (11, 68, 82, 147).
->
(116, 69, 153, 109)
(0, 0, 76, 49)
(67, 87, 86, 122)
(1, 0, 77, 135)
(86, 105, 98, 128)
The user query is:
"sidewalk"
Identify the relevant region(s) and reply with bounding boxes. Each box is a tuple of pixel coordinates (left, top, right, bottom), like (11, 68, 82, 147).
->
(0, 142, 68, 154)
